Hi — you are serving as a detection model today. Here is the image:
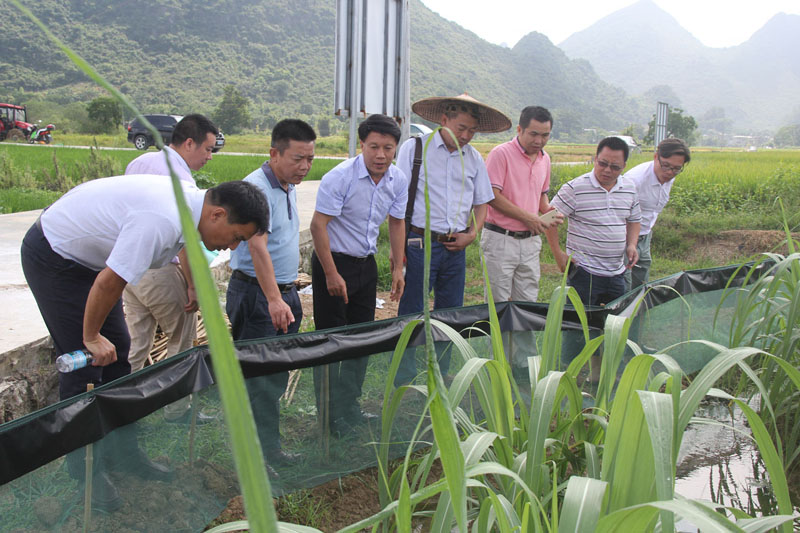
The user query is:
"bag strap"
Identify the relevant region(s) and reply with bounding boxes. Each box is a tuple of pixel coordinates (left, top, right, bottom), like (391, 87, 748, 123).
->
(404, 136, 423, 237)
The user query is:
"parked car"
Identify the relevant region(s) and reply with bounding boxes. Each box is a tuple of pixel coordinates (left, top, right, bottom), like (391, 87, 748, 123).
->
(127, 114, 225, 152)
(410, 123, 433, 137)
(612, 135, 641, 154)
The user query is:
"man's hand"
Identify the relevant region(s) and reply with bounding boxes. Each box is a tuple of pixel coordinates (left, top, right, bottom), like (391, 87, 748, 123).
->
(626, 245, 639, 270)
(390, 265, 405, 302)
(524, 214, 548, 235)
(184, 286, 199, 313)
(268, 297, 295, 333)
(443, 230, 476, 252)
(84, 334, 117, 366)
(326, 271, 348, 304)
(555, 249, 570, 273)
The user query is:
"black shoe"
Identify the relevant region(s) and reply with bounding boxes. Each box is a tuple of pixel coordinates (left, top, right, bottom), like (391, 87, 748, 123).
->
(165, 410, 217, 425)
(116, 449, 175, 482)
(87, 471, 122, 513)
(266, 448, 301, 466)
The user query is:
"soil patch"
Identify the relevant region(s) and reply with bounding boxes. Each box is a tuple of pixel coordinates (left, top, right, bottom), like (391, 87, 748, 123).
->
(209, 466, 383, 532)
(690, 230, 795, 265)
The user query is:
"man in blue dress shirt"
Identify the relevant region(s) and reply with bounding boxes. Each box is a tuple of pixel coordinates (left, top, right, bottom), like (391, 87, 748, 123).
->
(309, 114, 407, 435)
(226, 119, 316, 465)
(394, 94, 511, 387)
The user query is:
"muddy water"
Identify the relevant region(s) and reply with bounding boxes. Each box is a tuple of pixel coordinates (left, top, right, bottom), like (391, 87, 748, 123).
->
(674, 399, 798, 531)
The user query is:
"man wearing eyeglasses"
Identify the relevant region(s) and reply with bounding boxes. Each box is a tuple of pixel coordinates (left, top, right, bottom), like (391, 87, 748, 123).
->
(546, 136, 642, 307)
(622, 138, 691, 290)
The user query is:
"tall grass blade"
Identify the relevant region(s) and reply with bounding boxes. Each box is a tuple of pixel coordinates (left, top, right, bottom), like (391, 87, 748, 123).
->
(637, 391, 675, 532)
(8, 2, 279, 530)
(558, 476, 608, 533)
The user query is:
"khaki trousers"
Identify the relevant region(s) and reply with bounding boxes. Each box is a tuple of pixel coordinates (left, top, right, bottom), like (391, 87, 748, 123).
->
(481, 230, 543, 369)
(481, 229, 542, 303)
(123, 262, 196, 418)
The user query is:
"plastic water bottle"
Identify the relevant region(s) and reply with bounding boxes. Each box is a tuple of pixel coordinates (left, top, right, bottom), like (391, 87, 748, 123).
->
(55, 350, 94, 373)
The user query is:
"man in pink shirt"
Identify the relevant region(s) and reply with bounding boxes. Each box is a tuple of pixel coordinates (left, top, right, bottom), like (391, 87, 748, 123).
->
(481, 106, 562, 304)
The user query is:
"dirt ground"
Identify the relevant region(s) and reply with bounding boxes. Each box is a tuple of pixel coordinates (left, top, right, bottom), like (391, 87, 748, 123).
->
(690, 229, 794, 264)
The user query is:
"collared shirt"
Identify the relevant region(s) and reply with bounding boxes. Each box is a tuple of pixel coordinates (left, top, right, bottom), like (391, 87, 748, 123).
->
(124, 145, 196, 185)
(396, 131, 493, 234)
(485, 137, 551, 232)
(551, 171, 642, 277)
(230, 163, 300, 284)
(623, 160, 673, 236)
(40, 175, 205, 285)
(315, 154, 408, 257)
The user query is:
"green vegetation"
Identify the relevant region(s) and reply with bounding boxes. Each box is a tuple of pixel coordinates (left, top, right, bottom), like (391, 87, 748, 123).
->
(86, 96, 122, 134)
(2, 0, 649, 143)
(212, 85, 252, 135)
(643, 107, 699, 145)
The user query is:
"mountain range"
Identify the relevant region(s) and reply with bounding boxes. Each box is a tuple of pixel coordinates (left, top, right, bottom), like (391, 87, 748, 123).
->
(1, 0, 796, 138)
(559, 0, 800, 132)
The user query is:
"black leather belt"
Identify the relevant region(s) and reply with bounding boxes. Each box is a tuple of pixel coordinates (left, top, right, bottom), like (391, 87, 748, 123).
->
(232, 270, 295, 292)
(331, 252, 373, 264)
(484, 222, 532, 239)
(409, 225, 467, 243)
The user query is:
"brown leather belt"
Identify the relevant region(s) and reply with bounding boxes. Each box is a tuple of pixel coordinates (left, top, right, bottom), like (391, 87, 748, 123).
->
(484, 222, 532, 239)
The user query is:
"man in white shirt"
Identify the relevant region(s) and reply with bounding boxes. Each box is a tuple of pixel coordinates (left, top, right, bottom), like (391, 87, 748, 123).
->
(623, 138, 691, 290)
(21, 177, 268, 510)
(122, 115, 217, 402)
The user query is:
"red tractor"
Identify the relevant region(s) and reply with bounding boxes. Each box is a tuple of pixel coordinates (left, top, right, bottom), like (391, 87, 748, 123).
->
(0, 103, 35, 142)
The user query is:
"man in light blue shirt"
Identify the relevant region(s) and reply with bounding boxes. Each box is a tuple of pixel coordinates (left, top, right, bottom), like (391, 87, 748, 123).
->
(394, 94, 511, 387)
(310, 114, 407, 436)
(226, 119, 316, 467)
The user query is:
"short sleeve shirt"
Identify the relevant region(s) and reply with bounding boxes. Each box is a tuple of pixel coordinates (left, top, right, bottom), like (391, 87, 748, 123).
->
(41, 175, 205, 285)
(314, 154, 408, 257)
(125, 146, 196, 185)
(396, 131, 493, 234)
(551, 171, 642, 277)
(485, 138, 551, 232)
(623, 160, 673, 236)
(230, 163, 300, 284)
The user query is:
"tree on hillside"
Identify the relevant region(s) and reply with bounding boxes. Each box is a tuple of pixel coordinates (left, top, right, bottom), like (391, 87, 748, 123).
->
(774, 124, 800, 147)
(212, 85, 251, 134)
(86, 96, 121, 134)
(643, 107, 698, 145)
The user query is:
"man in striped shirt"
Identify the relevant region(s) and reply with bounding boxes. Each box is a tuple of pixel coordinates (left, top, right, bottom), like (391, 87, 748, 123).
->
(546, 136, 641, 307)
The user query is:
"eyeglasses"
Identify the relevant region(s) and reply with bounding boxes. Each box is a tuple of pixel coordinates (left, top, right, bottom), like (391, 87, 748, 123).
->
(595, 159, 624, 173)
(657, 156, 684, 175)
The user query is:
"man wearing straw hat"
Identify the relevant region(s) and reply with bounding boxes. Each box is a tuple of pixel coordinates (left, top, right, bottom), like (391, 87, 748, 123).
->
(393, 93, 511, 387)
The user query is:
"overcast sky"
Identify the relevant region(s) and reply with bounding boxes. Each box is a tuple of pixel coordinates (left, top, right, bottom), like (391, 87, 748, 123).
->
(418, 0, 800, 48)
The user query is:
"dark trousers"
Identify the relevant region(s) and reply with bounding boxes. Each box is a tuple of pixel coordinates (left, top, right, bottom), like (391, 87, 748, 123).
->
(20, 222, 131, 400)
(563, 265, 626, 363)
(226, 275, 302, 451)
(394, 240, 466, 386)
(311, 251, 376, 424)
(21, 222, 132, 478)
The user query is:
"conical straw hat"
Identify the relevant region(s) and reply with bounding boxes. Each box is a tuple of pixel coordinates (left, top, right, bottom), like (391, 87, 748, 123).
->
(412, 93, 511, 133)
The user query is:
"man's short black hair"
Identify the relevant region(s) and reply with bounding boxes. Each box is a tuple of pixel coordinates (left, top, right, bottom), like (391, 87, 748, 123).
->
(172, 114, 219, 147)
(597, 136, 630, 162)
(207, 181, 269, 234)
(657, 137, 691, 163)
(358, 114, 401, 143)
(271, 119, 317, 154)
(519, 106, 553, 130)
